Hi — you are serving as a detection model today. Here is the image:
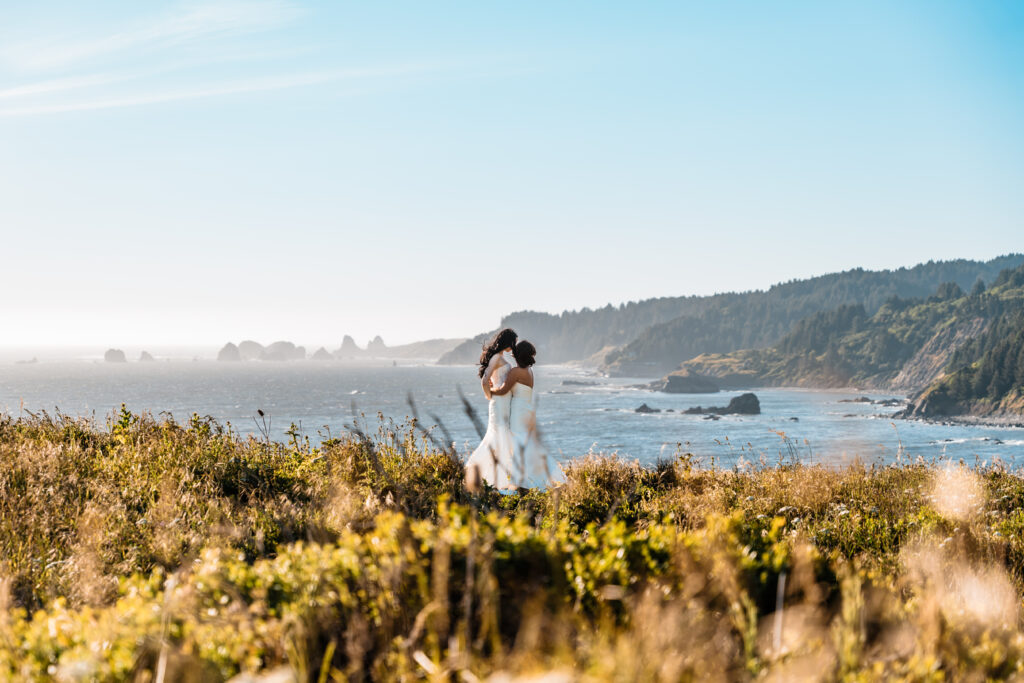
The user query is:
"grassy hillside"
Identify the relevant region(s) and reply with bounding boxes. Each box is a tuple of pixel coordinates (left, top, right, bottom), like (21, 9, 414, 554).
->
(6, 410, 1024, 679)
(671, 264, 1024, 400)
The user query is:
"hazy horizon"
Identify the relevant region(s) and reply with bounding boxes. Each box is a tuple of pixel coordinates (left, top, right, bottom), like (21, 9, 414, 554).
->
(3, 1, 1023, 347)
(1, 252, 1021, 355)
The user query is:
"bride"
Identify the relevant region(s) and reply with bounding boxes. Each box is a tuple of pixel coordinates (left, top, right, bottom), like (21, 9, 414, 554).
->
(468, 337, 565, 491)
(489, 340, 565, 489)
(464, 328, 519, 491)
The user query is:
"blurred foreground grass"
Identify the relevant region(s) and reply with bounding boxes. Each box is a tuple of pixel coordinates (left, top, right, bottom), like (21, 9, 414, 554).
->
(3, 407, 1024, 681)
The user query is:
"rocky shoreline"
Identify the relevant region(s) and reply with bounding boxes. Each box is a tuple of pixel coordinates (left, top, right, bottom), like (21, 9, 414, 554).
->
(894, 413, 1024, 429)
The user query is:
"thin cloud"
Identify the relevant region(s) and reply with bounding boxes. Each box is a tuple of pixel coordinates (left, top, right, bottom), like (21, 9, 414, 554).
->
(0, 0, 302, 72)
(0, 44, 317, 102)
(0, 74, 130, 100)
(0, 64, 440, 117)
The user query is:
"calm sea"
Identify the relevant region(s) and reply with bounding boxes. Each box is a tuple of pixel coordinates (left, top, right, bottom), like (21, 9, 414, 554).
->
(1, 360, 1022, 468)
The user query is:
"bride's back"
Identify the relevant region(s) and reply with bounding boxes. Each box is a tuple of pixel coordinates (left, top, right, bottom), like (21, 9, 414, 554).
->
(510, 377, 532, 401)
(509, 368, 534, 437)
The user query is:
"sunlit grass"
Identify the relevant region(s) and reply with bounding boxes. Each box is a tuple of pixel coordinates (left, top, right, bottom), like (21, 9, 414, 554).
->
(2, 407, 1024, 680)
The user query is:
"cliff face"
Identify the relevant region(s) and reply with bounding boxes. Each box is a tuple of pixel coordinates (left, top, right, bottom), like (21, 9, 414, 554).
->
(889, 318, 988, 392)
(900, 298, 1024, 420)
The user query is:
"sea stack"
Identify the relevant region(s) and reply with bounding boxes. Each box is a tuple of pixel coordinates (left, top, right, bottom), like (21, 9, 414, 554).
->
(683, 393, 761, 415)
(262, 341, 305, 361)
(659, 371, 720, 394)
(237, 340, 265, 361)
(336, 335, 362, 359)
(217, 343, 241, 362)
(367, 336, 387, 356)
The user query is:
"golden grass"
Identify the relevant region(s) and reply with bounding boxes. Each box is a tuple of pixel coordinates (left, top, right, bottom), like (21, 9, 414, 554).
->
(2, 408, 1024, 680)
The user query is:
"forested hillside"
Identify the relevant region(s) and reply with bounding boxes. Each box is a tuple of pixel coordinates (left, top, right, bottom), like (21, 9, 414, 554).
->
(439, 293, 741, 364)
(904, 266, 1024, 419)
(601, 255, 1024, 376)
(670, 263, 1024, 418)
(440, 255, 1024, 368)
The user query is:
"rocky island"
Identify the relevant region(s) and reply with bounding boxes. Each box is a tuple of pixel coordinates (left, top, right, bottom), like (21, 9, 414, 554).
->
(683, 393, 761, 416)
(652, 371, 719, 393)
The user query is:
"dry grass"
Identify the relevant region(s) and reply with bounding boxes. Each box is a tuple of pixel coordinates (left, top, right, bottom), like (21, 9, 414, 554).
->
(3, 408, 1024, 680)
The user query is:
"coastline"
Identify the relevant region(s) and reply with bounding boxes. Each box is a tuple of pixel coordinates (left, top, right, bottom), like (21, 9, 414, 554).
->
(894, 413, 1024, 430)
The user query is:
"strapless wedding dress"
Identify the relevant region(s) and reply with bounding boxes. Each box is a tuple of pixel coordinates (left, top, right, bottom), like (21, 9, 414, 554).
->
(465, 361, 517, 490)
(509, 371, 565, 489)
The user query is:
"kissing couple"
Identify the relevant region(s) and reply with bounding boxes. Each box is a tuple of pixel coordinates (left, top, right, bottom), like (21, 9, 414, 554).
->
(464, 328, 565, 493)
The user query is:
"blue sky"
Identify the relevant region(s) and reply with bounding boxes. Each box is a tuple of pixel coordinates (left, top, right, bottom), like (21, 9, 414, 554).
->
(2, 1, 1023, 348)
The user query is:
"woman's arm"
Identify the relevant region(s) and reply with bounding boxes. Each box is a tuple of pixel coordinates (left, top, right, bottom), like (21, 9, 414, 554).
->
(481, 355, 504, 399)
(490, 367, 522, 396)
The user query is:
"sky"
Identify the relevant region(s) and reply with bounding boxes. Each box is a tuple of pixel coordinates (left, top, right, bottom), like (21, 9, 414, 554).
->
(1, 1, 1023, 350)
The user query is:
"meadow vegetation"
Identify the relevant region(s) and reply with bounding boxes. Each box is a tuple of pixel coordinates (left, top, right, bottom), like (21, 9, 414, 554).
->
(3, 407, 1024, 680)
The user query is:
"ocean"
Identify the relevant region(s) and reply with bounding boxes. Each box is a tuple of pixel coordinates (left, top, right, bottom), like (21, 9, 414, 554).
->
(1, 359, 1022, 468)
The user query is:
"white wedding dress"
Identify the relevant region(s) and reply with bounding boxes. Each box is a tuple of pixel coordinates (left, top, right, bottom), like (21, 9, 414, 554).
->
(465, 355, 517, 490)
(509, 368, 565, 489)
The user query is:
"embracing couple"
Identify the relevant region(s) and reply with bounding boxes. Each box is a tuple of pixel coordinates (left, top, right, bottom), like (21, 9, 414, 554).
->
(465, 328, 565, 492)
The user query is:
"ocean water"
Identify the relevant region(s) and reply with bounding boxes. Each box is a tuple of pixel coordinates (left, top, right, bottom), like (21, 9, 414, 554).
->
(1, 360, 1022, 468)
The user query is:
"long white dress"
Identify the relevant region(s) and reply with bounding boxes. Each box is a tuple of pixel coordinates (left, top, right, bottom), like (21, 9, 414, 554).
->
(464, 356, 517, 490)
(509, 369, 565, 489)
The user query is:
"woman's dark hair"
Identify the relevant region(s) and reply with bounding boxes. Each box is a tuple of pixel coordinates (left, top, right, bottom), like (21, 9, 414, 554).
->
(478, 328, 518, 377)
(513, 340, 536, 368)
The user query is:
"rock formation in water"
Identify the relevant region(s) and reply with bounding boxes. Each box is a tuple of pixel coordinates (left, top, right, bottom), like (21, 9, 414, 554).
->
(311, 347, 333, 361)
(263, 341, 305, 361)
(104, 349, 127, 363)
(139, 351, 155, 362)
(367, 336, 387, 356)
(238, 340, 265, 361)
(218, 340, 306, 361)
(335, 336, 363, 359)
(656, 371, 719, 394)
(217, 343, 241, 362)
(683, 393, 760, 415)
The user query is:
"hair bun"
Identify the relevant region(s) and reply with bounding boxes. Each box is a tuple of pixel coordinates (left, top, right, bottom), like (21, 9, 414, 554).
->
(513, 340, 536, 368)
